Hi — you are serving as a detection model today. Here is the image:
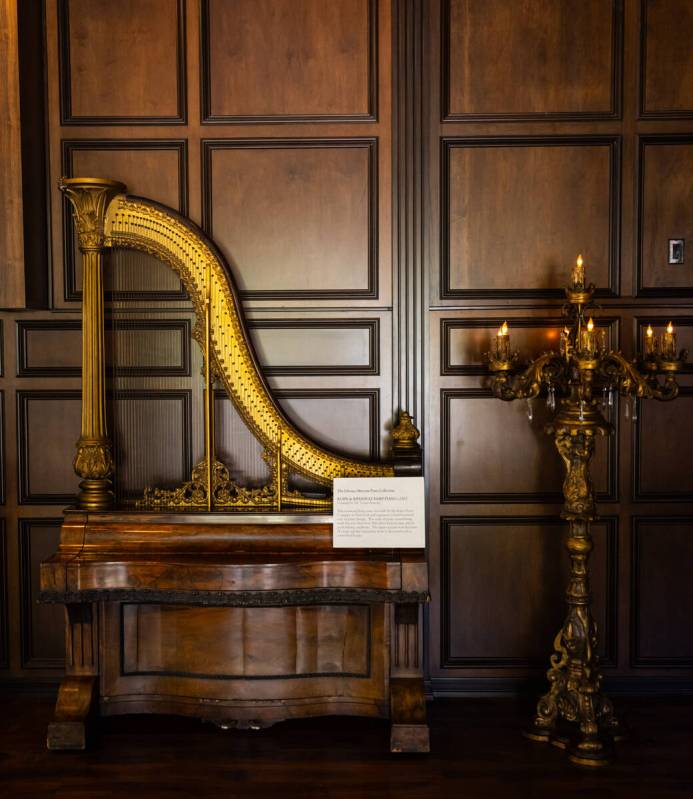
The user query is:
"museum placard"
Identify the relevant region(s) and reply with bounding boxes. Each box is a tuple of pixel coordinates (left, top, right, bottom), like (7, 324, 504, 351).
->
(332, 477, 426, 548)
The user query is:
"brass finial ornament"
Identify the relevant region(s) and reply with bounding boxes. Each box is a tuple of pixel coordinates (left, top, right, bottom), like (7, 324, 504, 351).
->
(60, 178, 126, 510)
(488, 255, 687, 767)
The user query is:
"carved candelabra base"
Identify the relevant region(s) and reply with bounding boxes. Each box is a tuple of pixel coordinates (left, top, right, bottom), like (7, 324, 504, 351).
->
(524, 408, 624, 766)
(523, 520, 624, 767)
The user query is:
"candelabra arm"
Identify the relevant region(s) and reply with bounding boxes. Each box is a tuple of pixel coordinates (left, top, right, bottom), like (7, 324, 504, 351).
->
(600, 351, 679, 401)
(491, 352, 567, 401)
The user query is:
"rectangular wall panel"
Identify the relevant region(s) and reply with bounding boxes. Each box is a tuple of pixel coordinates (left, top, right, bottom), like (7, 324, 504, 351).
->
(638, 137, 693, 295)
(632, 518, 693, 665)
(442, 138, 619, 298)
(58, 0, 185, 123)
(248, 320, 379, 376)
(215, 393, 269, 486)
(204, 140, 377, 299)
(276, 390, 380, 461)
(635, 388, 693, 501)
(19, 519, 65, 668)
(442, 317, 618, 375)
(112, 390, 192, 500)
(17, 391, 81, 504)
(445, 0, 620, 120)
(641, 0, 693, 118)
(61, 140, 188, 301)
(0, 518, 6, 668)
(17, 319, 191, 377)
(0, 391, 4, 505)
(0, 0, 25, 307)
(441, 390, 614, 503)
(202, 0, 375, 122)
(441, 517, 616, 668)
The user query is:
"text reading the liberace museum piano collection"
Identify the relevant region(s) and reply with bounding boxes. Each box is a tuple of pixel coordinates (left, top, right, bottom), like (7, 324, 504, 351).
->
(332, 477, 426, 548)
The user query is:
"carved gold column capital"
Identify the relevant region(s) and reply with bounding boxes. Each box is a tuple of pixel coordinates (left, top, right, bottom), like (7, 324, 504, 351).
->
(59, 177, 125, 251)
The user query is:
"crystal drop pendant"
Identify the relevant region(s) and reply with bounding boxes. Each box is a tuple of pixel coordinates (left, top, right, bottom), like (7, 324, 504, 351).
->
(526, 399, 533, 422)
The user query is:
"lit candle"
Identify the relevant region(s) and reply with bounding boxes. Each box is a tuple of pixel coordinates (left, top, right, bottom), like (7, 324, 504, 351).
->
(496, 321, 510, 361)
(572, 254, 585, 290)
(644, 324, 655, 357)
(581, 317, 596, 355)
(662, 321, 677, 360)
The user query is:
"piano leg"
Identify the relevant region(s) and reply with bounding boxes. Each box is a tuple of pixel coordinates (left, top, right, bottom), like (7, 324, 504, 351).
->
(389, 603, 430, 753)
(47, 604, 99, 750)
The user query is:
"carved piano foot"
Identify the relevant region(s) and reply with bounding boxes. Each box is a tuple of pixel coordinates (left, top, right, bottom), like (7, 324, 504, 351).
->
(389, 678, 430, 753)
(47, 676, 97, 750)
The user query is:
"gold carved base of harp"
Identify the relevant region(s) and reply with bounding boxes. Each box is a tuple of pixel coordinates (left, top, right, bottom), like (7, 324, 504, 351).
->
(137, 453, 332, 512)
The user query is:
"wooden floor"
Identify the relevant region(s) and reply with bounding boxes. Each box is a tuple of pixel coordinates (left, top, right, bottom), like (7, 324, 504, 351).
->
(1, 692, 692, 798)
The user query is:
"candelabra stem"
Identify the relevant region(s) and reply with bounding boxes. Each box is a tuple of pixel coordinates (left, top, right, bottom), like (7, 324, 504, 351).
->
(524, 405, 623, 766)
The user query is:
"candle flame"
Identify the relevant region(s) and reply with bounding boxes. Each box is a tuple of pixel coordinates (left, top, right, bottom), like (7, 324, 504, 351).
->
(646, 325, 653, 337)
(587, 318, 594, 332)
(577, 254, 583, 268)
(498, 321, 508, 336)
(667, 321, 674, 334)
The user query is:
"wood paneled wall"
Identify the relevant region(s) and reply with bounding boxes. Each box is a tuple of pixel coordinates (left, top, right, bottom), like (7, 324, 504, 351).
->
(0, 0, 692, 695)
(426, 0, 693, 695)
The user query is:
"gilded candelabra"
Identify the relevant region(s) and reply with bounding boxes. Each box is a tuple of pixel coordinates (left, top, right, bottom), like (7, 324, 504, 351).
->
(488, 255, 686, 767)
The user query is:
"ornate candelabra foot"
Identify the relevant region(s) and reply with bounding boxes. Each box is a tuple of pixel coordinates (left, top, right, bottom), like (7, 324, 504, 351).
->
(524, 619, 621, 767)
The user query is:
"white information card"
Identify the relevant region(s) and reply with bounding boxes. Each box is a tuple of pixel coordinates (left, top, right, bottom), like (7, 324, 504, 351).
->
(332, 477, 425, 549)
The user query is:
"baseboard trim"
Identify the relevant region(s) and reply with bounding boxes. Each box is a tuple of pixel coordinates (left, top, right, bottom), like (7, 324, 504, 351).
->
(425, 677, 693, 699)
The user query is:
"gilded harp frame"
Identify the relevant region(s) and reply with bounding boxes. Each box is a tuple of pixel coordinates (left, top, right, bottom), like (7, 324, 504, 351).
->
(60, 177, 421, 513)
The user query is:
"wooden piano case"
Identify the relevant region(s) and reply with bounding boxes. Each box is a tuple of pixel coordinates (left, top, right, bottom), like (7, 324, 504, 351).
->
(40, 178, 429, 753)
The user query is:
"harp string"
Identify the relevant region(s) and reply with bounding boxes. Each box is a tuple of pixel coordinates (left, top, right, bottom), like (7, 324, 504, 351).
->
(105, 247, 264, 503)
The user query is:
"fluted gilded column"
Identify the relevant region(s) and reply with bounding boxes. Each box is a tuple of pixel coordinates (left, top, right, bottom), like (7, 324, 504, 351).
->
(59, 178, 126, 510)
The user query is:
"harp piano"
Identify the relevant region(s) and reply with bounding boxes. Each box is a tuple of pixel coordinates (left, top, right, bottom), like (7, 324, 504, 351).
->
(40, 179, 429, 753)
